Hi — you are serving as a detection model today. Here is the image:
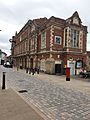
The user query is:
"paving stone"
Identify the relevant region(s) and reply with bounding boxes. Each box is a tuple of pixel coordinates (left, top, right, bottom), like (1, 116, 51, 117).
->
(0, 66, 90, 120)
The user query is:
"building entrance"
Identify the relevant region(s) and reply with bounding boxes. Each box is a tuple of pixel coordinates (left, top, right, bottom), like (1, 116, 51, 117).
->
(55, 64, 61, 74)
(67, 60, 75, 75)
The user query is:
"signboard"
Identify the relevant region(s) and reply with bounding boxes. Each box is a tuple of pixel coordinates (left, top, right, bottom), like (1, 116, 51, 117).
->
(76, 61, 82, 68)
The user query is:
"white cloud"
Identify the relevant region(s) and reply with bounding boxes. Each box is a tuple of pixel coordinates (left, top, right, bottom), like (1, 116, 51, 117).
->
(0, 0, 90, 55)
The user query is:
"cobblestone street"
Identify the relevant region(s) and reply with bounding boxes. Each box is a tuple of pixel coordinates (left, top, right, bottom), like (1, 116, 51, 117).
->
(0, 66, 90, 120)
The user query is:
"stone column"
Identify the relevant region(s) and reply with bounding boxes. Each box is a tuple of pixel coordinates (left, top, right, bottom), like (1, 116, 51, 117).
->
(50, 25, 54, 58)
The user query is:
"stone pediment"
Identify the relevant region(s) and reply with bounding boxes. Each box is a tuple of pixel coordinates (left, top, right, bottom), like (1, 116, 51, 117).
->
(66, 11, 82, 26)
(73, 17, 79, 25)
(31, 24, 35, 32)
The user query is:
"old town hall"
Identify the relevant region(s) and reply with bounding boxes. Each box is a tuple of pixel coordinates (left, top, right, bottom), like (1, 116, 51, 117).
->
(10, 11, 87, 75)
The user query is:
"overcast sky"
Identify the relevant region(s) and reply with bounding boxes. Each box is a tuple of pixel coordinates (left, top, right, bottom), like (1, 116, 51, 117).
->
(0, 0, 90, 55)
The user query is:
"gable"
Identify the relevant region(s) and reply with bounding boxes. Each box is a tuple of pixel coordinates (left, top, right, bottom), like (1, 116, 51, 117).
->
(31, 24, 35, 32)
(66, 11, 82, 26)
(73, 17, 79, 25)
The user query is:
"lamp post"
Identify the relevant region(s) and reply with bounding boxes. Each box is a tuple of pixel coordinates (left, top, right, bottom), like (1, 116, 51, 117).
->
(9, 38, 16, 68)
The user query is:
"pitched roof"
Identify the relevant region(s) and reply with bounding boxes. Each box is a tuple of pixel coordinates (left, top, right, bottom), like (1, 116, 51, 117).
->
(33, 17, 48, 27)
(49, 16, 66, 24)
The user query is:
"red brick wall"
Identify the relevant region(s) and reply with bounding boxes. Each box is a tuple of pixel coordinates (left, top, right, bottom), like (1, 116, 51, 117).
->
(37, 34, 41, 52)
(21, 29, 28, 40)
(52, 28, 64, 51)
(52, 54, 62, 60)
(82, 32, 87, 52)
(38, 54, 50, 60)
(62, 53, 86, 66)
(37, 28, 50, 52)
(68, 48, 81, 52)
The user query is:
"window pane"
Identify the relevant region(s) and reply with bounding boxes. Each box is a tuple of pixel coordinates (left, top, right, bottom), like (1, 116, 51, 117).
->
(41, 32, 46, 49)
(70, 29, 73, 47)
(77, 31, 79, 47)
(65, 29, 67, 46)
(74, 30, 76, 47)
(55, 36, 62, 44)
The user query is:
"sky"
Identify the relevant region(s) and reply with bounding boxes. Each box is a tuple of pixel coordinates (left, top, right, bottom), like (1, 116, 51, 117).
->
(0, 0, 90, 56)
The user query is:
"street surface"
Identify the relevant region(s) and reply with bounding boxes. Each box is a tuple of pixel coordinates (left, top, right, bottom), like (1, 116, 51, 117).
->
(0, 65, 90, 120)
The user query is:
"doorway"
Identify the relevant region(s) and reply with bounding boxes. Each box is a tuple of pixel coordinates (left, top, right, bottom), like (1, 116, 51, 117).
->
(55, 64, 61, 74)
(67, 60, 75, 75)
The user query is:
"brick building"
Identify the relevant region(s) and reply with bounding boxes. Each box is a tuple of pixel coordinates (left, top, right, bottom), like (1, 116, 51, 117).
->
(0, 49, 7, 65)
(10, 11, 87, 75)
(86, 51, 90, 71)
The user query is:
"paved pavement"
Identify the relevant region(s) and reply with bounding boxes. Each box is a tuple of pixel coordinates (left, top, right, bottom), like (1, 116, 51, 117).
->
(0, 65, 90, 120)
(0, 88, 45, 120)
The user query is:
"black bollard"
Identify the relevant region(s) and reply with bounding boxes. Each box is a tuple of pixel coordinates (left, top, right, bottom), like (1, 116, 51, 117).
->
(17, 67, 18, 71)
(26, 68, 28, 73)
(37, 68, 39, 74)
(29, 68, 31, 74)
(32, 68, 34, 75)
(2, 72, 6, 89)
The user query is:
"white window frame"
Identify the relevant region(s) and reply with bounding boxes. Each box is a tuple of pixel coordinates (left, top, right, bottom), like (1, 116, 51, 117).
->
(30, 38, 34, 50)
(54, 36, 62, 45)
(41, 32, 46, 49)
(70, 29, 80, 48)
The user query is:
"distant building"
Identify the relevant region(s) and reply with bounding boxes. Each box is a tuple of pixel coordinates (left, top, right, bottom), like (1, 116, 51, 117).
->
(0, 49, 7, 65)
(86, 51, 90, 71)
(10, 11, 88, 75)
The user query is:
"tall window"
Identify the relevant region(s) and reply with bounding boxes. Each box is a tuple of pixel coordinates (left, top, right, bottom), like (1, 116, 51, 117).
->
(65, 29, 67, 46)
(41, 32, 46, 49)
(77, 31, 79, 47)
(25, 41, 26, 51)
(31, 38, 34, 50)
(74, 30, 77, 47)
(34, 38, 37, 50)
(70, 29, 80, 48)
(70, 29, 73, 47)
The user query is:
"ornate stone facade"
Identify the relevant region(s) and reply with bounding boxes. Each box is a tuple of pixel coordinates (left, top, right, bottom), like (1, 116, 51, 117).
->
(10, 11, 87, 75)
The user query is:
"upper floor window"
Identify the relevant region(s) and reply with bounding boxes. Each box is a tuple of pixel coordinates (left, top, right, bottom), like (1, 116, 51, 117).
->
(54, 36, 62, 45)
(41, 32, 46, 49)
(31, 38, 34, 50)
(70, 29, 73, 47)
(70, 29, 80, 48)
(65, 29, 67, 46)
(74, 30, 77, 47)
(64, 28, 80, 48)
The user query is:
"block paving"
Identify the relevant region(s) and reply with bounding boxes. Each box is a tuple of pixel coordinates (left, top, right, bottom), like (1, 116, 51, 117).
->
(0, 66, 90, 120)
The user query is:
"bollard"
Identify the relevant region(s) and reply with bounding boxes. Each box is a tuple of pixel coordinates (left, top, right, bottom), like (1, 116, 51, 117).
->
(29, 68, 31, 74)
(37, 68, 39, 74)
(17, 67, 18, 71)
(2, 72, 6, 89)
(32, 68, 34, 75)
(26, 68, 28, 73)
